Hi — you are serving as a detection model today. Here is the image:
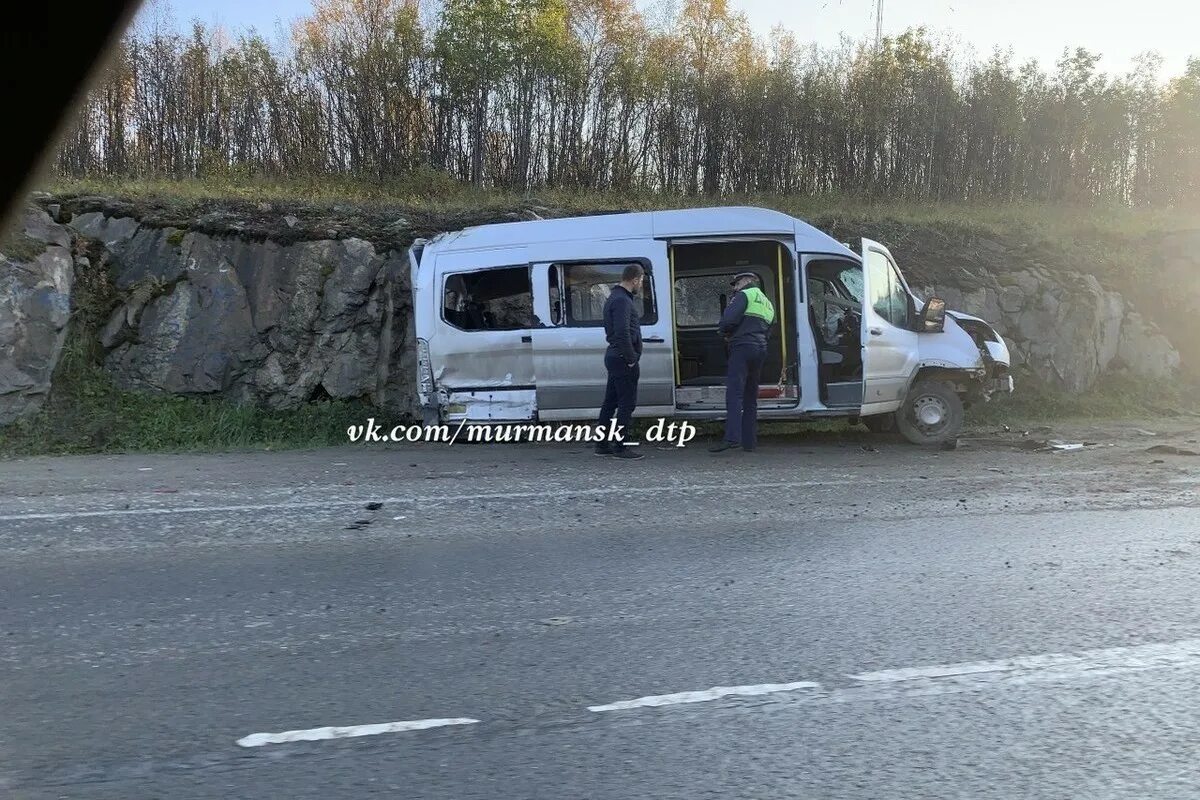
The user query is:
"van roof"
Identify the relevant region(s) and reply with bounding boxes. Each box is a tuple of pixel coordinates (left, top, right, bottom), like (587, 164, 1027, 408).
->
(425, 206, 856, 259)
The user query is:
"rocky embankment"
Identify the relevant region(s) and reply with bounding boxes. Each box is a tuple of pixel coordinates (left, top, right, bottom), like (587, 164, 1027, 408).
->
(1, 196, 1195, 426)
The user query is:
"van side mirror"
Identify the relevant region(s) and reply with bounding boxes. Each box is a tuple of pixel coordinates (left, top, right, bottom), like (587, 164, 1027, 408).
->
(920, 297, 947, 333)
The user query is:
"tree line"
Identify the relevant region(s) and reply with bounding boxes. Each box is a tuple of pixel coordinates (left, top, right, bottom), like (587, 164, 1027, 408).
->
(56, 0, 1200, 205)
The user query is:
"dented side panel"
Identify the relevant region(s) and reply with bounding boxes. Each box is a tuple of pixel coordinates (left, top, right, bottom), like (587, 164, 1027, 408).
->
(444, 389, 537, 422)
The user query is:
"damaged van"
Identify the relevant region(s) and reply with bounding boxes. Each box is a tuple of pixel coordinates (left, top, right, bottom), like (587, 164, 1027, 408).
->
(408, 207, 1013, 445)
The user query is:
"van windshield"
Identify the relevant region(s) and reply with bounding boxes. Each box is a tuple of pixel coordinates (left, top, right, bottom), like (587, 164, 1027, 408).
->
(838, 266, 863, 303)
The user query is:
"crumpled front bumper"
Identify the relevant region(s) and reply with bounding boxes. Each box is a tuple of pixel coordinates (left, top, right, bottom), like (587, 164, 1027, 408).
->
(983, 339, 1014, 395)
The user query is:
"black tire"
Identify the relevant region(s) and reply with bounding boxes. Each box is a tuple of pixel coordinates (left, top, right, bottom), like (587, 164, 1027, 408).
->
(862, 413, 896, 433)
(896, 380, 964, 445)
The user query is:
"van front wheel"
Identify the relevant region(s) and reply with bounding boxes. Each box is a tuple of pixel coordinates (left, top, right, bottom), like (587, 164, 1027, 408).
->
(896, 380, 963, 445)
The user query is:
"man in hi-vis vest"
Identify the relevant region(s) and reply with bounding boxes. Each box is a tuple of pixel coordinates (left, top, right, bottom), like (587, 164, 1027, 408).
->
(710, 271, 776, 452)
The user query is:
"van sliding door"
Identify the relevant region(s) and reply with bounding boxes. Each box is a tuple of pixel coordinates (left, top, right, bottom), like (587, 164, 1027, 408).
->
(528, 240, 674, 421)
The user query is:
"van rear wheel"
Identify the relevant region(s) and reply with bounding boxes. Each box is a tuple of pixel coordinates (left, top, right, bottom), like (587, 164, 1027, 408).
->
(896, 380, 963, 445)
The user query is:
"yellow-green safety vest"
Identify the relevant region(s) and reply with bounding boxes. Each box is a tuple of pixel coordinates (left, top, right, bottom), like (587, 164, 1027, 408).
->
(741, 286, 776, 325)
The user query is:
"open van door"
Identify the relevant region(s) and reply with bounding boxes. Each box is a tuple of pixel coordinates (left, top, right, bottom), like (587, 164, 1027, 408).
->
(528, 240, 674, 421)
(860, 238, 920, 415)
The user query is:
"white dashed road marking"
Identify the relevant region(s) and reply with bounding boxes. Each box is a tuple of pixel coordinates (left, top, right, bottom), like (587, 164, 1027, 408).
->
(845, 637, 1200, 687)
(588, 681, 821, 712)
(236, 718, 480, 748)
(234, 638, 1200, 748)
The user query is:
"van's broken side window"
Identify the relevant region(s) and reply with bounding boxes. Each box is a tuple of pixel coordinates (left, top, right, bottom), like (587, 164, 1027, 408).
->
(442, 267, 533, 331)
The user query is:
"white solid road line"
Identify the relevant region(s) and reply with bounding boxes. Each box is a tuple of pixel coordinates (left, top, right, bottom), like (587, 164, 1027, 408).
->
(236, 717, 480, 748)
(0, 469, 1112, 522)
(588, 681, 821, 712)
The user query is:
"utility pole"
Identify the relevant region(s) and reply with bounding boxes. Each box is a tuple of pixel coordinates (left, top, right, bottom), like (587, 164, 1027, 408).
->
(874, 0, 883, 45)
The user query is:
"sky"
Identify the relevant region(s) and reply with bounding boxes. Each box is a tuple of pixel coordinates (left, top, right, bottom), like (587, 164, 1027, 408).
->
(152, 0, 1197, 77)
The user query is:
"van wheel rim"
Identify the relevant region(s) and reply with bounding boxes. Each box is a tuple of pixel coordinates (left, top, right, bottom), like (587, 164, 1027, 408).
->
(913, 395, 948, 430)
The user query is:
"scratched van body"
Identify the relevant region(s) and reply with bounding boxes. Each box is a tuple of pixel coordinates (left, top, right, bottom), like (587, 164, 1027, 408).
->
(408, 206, 1013, 444)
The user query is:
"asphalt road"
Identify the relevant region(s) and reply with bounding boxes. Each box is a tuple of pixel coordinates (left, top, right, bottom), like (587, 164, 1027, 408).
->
(3, 424, 1200, 799)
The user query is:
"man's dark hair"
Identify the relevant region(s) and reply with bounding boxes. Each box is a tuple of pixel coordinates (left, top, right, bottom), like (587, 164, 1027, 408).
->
(621, 263, 644, 283)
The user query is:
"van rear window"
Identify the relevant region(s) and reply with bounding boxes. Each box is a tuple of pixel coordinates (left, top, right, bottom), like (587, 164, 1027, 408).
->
(442, 267, 533, 331)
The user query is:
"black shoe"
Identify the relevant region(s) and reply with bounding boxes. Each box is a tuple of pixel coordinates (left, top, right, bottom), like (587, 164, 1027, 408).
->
(594, 444, 614, 456)
(708, 441, 741, 453)
(610, 448, 645, 460)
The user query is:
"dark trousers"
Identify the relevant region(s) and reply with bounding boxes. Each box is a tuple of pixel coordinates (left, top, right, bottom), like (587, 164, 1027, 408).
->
(724, 343, 766, 449)
(598, 350, 639, 450)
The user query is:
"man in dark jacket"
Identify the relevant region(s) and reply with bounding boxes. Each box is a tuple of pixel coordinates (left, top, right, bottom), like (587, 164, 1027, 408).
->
(710, 271, 775, 452)
(595, 264, 646, 459)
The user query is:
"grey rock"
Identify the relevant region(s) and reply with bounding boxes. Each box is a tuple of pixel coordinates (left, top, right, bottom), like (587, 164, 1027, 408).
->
(1117, 312, 1180, 381)
(99, 306, 130, 350)
(0, 209, 74, 425)
(81, 218, 411, 412)
(284, 215, 299, 229)
(68, 212, 138, 251)
(931, 263, 1179, 393)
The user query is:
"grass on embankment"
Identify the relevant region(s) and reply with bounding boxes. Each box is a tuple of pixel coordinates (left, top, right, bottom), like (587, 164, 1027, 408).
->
(43, 174, 1197, 245)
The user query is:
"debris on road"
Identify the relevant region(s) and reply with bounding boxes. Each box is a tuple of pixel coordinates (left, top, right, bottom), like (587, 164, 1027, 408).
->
(1146, 444, 1200, 456)
(365, 501, 384, 511)
(1017, 439, 1087, 453)
(538, 616, 574, 626)
(345, 519, 372, 530)
(1044, 442, 1085, 453)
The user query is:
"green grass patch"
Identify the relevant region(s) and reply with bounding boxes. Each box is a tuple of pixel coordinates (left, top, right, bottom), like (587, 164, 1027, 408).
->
(967, 373, 1200, 428)
(0, 331, 371, 457)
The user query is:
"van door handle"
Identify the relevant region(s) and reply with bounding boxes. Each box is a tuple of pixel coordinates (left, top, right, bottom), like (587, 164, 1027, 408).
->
(644, 336, 665, 343)
(869, 327, 883, 336)
(521, 335, 532, 343)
